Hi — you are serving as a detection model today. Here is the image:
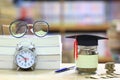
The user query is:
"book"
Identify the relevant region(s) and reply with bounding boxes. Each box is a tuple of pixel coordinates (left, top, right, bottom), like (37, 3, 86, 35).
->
(0, 35, 61, 47)
(0, 54, 61, 69)
(0, 46, 62, 55)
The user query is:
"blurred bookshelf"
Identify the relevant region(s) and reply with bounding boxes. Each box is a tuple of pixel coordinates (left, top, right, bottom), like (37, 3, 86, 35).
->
(38, 0, 109, 33)
(0, 0, 111, 33)
(49, 24, 109, 33)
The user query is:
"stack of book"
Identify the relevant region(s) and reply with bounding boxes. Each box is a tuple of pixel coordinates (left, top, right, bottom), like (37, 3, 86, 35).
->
(0, 35, 62, 69)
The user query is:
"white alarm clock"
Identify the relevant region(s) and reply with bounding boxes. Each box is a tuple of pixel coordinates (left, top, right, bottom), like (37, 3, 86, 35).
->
(14, 41, 37, 71)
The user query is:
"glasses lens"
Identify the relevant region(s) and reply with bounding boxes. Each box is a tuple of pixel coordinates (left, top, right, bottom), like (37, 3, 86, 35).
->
(33, 21, 49, 37)
(9, 20, 27, 38)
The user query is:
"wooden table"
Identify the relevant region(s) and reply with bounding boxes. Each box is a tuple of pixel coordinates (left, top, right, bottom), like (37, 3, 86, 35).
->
(0, 63, 120, 80)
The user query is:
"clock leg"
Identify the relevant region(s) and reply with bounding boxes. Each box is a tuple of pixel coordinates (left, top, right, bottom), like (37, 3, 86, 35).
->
(17, 67, 20, 71)
(31, 67, 34, 71)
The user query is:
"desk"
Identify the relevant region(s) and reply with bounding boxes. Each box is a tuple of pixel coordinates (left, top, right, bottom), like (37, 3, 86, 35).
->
(0, 64, 120, 80)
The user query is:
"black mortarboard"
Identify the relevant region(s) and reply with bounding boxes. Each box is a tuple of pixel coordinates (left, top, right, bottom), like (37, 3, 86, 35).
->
(66, 34, 108, 46)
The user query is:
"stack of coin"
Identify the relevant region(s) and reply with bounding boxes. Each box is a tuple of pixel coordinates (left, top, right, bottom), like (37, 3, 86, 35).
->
(105, 62, 115, 74)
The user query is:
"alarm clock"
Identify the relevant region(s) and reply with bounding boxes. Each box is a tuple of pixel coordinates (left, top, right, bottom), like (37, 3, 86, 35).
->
(14, 41, 37, 71)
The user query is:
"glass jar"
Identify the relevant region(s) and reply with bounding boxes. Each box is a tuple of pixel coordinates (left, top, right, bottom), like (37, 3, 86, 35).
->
(76, 46, 98, 74)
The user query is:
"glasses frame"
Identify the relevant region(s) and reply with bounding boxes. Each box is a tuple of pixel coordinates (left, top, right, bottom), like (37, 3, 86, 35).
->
(9, 20, 49, 38)
(33, 20, 49, 37)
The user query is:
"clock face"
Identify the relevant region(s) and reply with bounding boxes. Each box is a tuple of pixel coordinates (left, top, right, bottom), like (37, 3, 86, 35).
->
(16, 50, 36, 69)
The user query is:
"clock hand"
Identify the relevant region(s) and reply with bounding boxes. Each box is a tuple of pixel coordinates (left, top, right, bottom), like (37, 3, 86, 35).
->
(19, 55, 25, 59)
(19, 55, 26, 62)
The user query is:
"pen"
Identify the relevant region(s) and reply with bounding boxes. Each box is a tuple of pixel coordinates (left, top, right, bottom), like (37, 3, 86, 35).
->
(55, 66, 75, 73)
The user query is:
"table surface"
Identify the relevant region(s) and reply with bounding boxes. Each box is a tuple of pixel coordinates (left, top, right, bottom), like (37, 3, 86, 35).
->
(0, 63, 120, 80)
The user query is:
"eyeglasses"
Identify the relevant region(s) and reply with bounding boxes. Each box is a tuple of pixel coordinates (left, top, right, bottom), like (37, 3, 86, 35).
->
(9, 20, 49, 38)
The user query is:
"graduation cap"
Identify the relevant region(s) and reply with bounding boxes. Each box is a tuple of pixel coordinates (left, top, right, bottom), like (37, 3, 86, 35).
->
(66, 34, 108, 46)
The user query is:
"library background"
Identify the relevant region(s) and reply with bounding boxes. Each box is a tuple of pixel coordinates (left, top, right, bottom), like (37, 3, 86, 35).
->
(0, 0, 120, 63)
